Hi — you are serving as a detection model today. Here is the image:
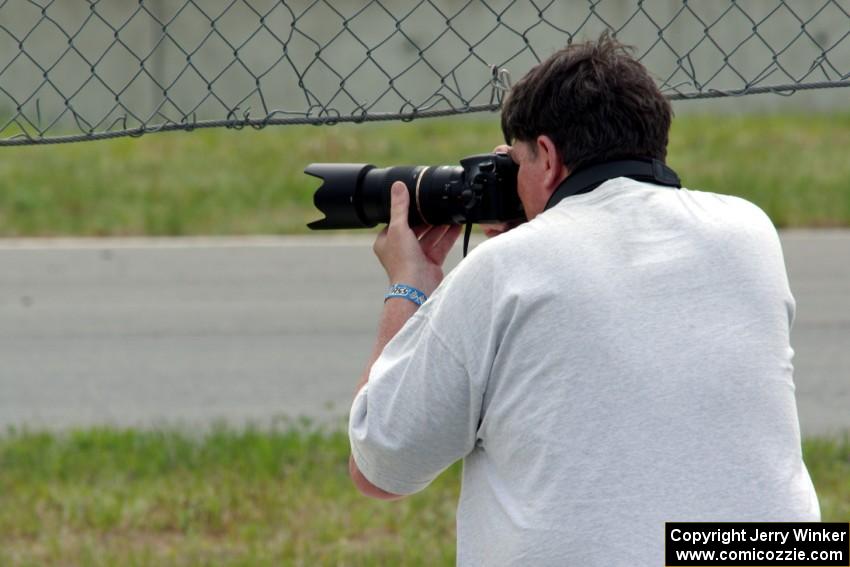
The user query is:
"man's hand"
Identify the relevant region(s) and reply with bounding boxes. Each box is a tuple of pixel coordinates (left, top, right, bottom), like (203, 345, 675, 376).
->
(373, 182, 462, 296)
(481, 143, 525, 238)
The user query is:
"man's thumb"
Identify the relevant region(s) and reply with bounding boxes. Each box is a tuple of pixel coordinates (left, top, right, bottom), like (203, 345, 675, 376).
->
(389, 181, 410, 227)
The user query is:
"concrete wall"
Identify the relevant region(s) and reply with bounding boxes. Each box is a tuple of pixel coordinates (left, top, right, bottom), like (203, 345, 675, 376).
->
(1, 0, 848, 137)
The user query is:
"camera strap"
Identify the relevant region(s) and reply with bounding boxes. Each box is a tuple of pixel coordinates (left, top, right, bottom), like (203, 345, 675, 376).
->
(463, 222, 473, 258)
(544, 158, 681, 212)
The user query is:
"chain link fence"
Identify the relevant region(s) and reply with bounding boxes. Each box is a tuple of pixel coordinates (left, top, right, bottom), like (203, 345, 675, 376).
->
(1, 0, 848, 146)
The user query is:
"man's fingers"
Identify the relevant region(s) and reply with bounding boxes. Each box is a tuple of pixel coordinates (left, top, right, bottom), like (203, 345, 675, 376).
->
(413, 225, 433, 240)
(430, 224, 462, 263)
(492, 144, 512, 155)
(418, 224, 448, 249)
(388, 182, 410, 229)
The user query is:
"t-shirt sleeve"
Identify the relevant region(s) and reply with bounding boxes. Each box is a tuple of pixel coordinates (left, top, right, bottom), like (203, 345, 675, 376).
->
(348, 297, 486, 496)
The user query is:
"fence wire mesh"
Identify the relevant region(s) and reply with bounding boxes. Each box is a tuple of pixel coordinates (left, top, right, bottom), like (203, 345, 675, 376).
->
(1, 0, 849, 146)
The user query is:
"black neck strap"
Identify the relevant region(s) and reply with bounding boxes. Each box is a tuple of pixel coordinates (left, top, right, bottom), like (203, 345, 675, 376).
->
(544, 158, 681, 212)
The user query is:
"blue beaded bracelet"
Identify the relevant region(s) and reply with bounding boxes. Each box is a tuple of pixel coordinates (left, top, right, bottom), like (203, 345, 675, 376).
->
(385, 283, 428, 307)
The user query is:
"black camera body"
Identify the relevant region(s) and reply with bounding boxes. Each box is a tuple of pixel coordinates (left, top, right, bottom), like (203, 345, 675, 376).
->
(305, 153, 524, 229)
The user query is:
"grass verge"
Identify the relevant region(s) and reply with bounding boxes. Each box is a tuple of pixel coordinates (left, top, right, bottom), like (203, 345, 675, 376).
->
(0, 425, 846, 566)
(0, 114, 849, 236)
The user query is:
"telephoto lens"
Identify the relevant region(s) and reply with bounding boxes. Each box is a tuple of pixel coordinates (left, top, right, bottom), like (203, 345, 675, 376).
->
(305, 153, 524, 229)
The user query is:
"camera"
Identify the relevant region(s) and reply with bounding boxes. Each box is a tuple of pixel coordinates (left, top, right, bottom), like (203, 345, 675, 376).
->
(305, 153, 524, 229)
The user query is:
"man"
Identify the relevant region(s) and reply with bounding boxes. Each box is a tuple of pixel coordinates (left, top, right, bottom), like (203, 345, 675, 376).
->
(347, 34, 820, 565)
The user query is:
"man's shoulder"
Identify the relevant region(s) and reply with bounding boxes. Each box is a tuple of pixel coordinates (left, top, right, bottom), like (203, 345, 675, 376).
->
(682, 186, 773, 224)
(433, 222, 542, 303)
(461, 220, 547, 268)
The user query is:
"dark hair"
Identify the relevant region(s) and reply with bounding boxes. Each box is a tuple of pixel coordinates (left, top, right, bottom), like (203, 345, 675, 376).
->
(501, 32, 672, 172)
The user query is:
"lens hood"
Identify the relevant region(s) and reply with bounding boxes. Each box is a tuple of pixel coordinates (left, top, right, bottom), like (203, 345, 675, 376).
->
(305, 163, 375, 229)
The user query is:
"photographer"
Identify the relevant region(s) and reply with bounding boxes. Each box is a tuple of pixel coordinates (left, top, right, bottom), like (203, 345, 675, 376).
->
(347, 34, 819, 565)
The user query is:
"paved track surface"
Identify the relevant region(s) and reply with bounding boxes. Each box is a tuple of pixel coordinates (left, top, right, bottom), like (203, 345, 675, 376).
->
(0, 232, 847, 437)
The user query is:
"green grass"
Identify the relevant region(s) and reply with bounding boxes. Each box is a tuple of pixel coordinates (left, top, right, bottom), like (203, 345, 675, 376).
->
(0, 114, 849, 236)
(0, 423, 460, 566)
(0, 425, 846, 566)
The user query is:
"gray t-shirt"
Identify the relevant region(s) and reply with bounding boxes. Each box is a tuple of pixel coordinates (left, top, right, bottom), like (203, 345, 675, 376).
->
(349, 177, 820, 566)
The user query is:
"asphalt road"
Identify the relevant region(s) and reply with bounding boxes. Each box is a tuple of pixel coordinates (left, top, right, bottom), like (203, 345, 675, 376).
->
(0, 232, 847, 437)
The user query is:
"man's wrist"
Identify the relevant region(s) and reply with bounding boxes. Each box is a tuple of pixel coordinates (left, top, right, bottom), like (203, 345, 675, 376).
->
(386, 269, 442, 297)
(385, 283, 428, 307)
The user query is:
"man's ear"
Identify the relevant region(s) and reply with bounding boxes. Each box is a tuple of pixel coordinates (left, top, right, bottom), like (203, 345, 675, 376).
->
(536, 135, 569, 198)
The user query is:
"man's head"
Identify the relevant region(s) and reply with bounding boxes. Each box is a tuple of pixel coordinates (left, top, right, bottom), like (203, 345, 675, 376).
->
(500, 33, 672, 219)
